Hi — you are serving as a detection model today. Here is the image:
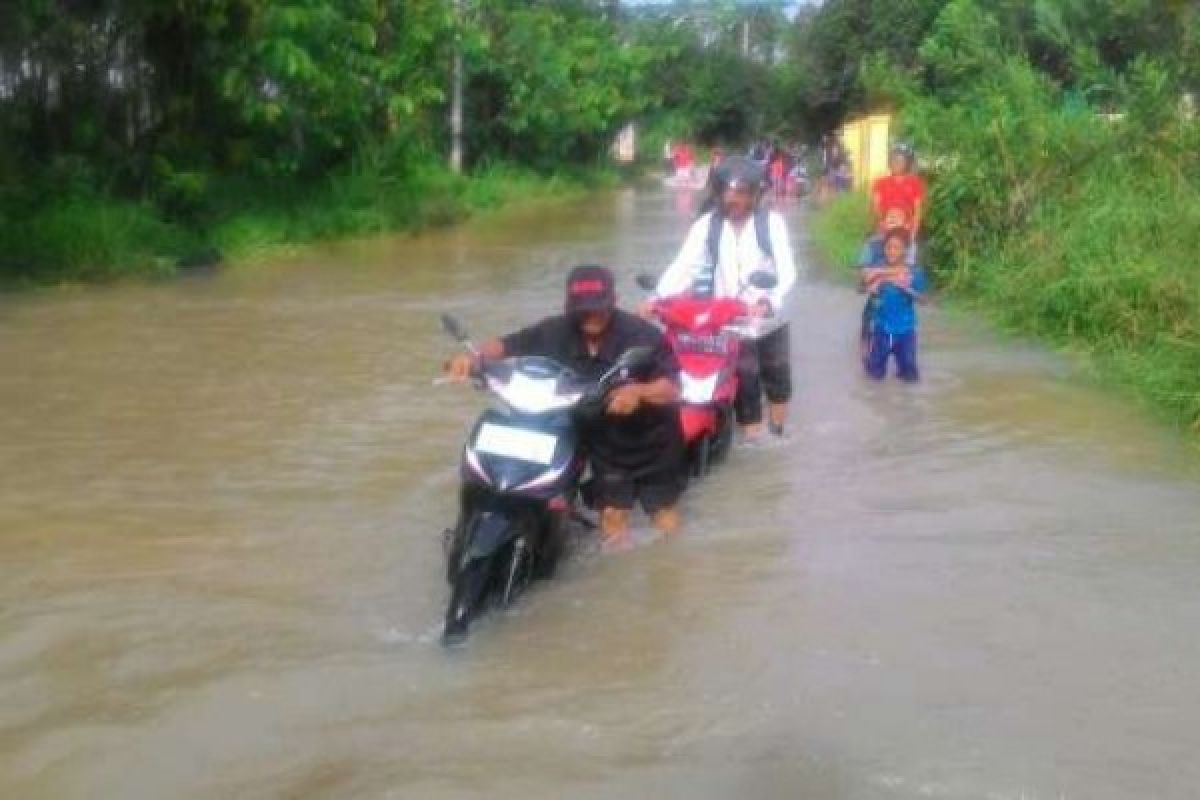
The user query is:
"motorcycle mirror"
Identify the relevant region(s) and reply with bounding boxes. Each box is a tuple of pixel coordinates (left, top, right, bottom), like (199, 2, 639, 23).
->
(747, 271, 778, 290)
(635, 272, 658, 291)
(616, 345, 656, 371)
(596, 345, 655, 390)
(440, 313, 470, 343)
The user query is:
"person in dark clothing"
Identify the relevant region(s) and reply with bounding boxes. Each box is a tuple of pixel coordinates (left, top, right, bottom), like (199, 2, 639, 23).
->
(447, 265, 684, 547)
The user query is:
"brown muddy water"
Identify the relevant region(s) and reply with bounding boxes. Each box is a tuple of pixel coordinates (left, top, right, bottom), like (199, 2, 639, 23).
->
(2, 188, 1199, 800)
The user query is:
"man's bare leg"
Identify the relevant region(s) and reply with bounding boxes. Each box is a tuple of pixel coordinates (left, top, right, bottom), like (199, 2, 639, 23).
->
(768, 402, 788, 434)
(651, 506, 680, 536)
(600, 507, 632, 548)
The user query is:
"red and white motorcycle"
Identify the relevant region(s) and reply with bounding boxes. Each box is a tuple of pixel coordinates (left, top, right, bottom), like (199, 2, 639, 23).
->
(637, 271, 777, 478)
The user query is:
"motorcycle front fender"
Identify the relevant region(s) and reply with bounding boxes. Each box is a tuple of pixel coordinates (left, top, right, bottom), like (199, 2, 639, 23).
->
(680, 404, 718, 442)
(464, 509, 521, 561)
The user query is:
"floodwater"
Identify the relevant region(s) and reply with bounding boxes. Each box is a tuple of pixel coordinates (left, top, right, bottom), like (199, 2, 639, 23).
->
(2, 187, 1199, 800)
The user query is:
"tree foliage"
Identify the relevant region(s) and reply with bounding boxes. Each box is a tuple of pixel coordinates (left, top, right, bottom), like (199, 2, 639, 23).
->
(0, 0, 650, 190)
(466, 1, 653, 166)
(626, 2, 797, 143)
(812, 0, 1200, 430)
(4, 0, 1199, 285)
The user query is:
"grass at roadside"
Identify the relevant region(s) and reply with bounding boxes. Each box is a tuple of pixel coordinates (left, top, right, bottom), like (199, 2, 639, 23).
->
(0, 196, 192, 285)
(0, 161, 618, 288)
(809, 192, 872, 281)
(209, 161, 615, 264)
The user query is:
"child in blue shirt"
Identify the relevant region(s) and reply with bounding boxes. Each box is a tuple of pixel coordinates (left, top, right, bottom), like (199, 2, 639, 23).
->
(859, 227, 927, 382)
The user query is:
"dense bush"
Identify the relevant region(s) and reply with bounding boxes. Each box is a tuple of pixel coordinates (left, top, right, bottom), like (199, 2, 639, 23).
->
(0, 196, 186, 284)
(814, 0, 1200, 430)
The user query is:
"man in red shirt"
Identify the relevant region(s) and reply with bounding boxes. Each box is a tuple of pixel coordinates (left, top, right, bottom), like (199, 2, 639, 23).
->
(871, 143, 926, 239)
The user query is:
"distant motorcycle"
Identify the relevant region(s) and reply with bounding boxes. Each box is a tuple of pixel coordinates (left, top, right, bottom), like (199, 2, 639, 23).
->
(438, 313, 653, 643)
(637, 270, 777, 478)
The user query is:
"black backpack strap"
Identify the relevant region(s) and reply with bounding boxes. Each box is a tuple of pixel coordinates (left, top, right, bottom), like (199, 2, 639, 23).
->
(700, 208, 774, 297)
(693, 210, 723, 298)
(705, 209, 724, 267)
(753, 207, 774, 262)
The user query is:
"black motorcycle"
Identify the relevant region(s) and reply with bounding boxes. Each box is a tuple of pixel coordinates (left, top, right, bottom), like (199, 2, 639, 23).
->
(438, 314, 653, 643)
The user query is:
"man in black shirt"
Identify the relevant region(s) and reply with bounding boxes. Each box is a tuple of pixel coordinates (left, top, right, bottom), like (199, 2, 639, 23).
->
(447, 265, 684, 547)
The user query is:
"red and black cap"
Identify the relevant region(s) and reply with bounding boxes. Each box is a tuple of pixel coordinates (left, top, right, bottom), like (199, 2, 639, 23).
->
(565, 265, 616, 314)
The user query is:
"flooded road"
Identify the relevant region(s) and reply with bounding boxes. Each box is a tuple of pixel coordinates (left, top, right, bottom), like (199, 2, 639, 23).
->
(2, 188, 1200, 799)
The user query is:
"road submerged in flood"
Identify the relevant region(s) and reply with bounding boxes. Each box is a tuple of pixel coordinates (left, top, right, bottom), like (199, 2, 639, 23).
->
(2, 187, 1200, 799)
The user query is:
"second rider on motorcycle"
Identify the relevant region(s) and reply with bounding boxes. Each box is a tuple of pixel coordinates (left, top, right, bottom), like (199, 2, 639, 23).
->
(652, 156, 799, 439)
(448, 265, 684, 548)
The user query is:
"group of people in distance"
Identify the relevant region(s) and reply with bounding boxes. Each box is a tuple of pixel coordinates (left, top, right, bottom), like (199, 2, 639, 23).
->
(446, 140, 930, 544)
(668, 140, 696, 177)
(818, 133, 853, 199)
(748, 140, 810, 199)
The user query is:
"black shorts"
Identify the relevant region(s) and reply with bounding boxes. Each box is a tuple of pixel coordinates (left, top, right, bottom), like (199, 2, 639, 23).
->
(592, 465, 684, 515)
(735, 324, 793, 425)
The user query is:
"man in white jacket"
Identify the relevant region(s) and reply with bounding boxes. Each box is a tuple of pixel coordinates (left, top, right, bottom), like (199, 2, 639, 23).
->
(653, 156, 798, 438)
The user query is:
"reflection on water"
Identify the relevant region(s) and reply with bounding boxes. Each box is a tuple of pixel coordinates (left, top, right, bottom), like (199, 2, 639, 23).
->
(2, 190, 1200, 799)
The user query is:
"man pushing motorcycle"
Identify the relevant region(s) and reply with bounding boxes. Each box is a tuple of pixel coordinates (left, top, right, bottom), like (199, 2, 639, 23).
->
(447, 265, 684, 548)
(651, 156, 798, 439)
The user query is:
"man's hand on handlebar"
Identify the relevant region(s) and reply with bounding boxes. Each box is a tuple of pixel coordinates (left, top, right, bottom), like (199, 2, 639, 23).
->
(606, 384, 643, 416)
(750, 297, 773, 318)
(444, 352, 477, 382)
(443, 338, 506, 382)
(637, 299, 659, 320)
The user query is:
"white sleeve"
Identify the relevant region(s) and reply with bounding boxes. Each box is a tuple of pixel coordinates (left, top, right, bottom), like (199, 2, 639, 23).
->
(656, 215, 710, 298)
(768, 212, 798, 311)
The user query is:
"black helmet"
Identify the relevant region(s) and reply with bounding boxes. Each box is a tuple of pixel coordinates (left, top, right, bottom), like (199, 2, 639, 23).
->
(711, 155, 766, 194)
(890, 141, 915, 165)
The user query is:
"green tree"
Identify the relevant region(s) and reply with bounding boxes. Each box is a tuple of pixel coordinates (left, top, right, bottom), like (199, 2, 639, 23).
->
(218, 0, 453, 177)
(467, 1, 653, 166)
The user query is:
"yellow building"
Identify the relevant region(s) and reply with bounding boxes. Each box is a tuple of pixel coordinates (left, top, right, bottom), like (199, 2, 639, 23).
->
(839, 112, 893, 191)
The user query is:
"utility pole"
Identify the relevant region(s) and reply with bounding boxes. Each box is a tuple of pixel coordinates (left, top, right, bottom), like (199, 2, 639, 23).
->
(741, 16, 750, 58)
(450, 0, 464, 173)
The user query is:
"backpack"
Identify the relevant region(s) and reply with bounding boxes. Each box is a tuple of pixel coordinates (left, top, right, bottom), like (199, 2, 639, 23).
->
(692, 208, 774, 297)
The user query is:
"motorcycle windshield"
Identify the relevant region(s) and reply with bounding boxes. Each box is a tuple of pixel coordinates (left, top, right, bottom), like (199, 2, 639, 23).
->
(657, 296, 748, 335)
(484, 356, 584, 415)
